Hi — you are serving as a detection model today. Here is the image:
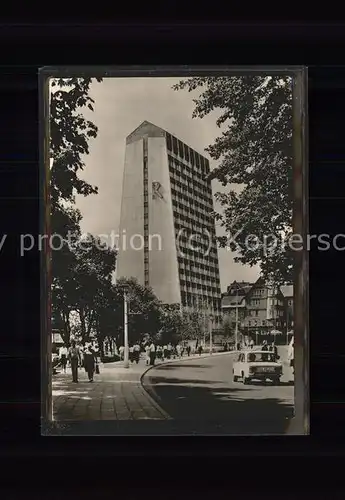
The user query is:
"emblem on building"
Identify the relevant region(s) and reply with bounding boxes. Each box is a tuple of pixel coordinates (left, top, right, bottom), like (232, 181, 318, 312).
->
(152, 181, 163, 199)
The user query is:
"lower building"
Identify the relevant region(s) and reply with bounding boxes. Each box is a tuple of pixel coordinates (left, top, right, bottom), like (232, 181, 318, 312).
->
(221, 278, 288, 344)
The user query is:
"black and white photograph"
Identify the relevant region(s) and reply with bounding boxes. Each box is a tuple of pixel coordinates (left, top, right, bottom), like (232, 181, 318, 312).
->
(42, 67, 308, 435)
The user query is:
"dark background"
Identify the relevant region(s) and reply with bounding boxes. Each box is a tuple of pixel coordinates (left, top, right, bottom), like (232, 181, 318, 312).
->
(0, 22, 344, 490)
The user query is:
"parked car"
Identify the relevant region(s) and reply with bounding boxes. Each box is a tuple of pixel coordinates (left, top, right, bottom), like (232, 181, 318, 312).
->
(232, 350, 283, 385)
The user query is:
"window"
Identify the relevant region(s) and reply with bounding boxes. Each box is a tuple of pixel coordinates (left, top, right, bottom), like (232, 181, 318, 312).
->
(166, 133, 172, 151)
(184, 144, 190, 162)
(172, 136, 178, 154)
(178, 140, 184, 159)
(190, 149, 195, 165)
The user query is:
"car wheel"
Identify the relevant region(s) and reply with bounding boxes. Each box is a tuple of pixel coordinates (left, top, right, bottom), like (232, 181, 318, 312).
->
(272, 378, 280, 385)
(243, 375, 249, 385)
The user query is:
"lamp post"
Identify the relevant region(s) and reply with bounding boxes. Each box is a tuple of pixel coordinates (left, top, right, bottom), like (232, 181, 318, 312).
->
(119, 284, 130, 369)
(209, 314, 214, 354)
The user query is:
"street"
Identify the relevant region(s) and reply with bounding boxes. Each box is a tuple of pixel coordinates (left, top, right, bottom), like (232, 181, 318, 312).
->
(52, 348, 294, 434)
(142, 351, 294, 434)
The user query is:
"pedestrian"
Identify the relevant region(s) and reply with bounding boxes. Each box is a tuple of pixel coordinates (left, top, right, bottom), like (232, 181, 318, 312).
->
(163, 344, 168, 360)
(176, 344, 182, 358)
(119, 345, 124, 360)
(250, 339, 254, 349)
(133, 342, 141, 364)
(59, 344, 68, 373)
(198, 344, 203, 356)
(83, 342, 96, 382)
(145, 344, 151, 365)
(68, 340, 81, 383)
(187, 345, 191, 357)
(149, 341, 156, 365)
(167, 343, 172, 360)
(262, 340, 269, 361)
(270, 342, 279, 360)
(129, 345, 134, 363)
(156, 345, 162, 362)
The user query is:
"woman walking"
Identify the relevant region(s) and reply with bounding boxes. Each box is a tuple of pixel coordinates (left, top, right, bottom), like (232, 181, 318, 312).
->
(83, 342, 96, 382)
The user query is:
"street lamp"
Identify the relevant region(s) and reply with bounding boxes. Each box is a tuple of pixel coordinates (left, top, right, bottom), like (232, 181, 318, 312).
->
(119, 284, 130, 369)
(209, 314, 214, 354)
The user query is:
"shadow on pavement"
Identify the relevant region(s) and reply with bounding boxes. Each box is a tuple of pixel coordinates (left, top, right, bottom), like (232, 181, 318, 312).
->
(149, 377, 228, 386)
(143, 376, 294, 435)
(154, 363, 213, 370)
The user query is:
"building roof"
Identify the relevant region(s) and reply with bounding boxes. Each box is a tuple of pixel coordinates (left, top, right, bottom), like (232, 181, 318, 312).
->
(126, 120, 166, 144)
(222, 294, 246, 307)
(126, 121, 209, 159)
(280, 285, 293, 298)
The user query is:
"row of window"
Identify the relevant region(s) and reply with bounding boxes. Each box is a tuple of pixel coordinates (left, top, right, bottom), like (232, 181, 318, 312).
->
(180, 280, 220, 293)
(171, 194, 214, 219)
(168, 157, 210, 184)
(169, 163, 212, 197)
(173, 210, 217, 234)
(171, 195, 214, 219)
(181, 292, 220, 311)
(170, 172, 212, 200)
(180, 268, 219, 282)
(175, 220, 216, 238)
(166, 135, 210, 174)
(176, 245, 219, 264)
(178, 255, 220, 274)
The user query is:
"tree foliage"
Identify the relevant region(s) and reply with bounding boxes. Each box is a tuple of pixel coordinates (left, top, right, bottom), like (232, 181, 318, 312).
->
(116, 277, 163, 344)
(173, 76, 294, 284)
(50, 77, 102, 209)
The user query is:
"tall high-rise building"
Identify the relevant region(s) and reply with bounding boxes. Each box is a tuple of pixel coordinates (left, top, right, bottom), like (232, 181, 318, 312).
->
(117, 121, 221, 321)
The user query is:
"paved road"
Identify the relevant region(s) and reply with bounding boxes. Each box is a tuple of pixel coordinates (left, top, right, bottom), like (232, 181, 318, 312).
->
(142, 353, 294, 435)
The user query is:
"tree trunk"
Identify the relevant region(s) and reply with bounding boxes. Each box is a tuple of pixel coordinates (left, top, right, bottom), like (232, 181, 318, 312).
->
(79, 308, 87, 343)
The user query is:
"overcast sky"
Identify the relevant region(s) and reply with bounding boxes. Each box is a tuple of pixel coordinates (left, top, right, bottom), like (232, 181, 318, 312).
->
(69, 77, 260, 291)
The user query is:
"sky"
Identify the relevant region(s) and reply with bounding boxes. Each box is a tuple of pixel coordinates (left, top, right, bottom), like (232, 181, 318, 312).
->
(64, 77, 260, 291)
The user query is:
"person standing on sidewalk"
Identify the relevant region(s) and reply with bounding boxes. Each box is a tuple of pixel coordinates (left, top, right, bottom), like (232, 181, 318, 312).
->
(149, 341, 156, 365)
(176, 344, 182, 358)
(68, 340, 81, 383)
(145, 344, 151, 365)
(83, 342, 96, 382)
(133, 342, 141, 364)
(59, 344, 68, 373)
(186, 345, 191, 357)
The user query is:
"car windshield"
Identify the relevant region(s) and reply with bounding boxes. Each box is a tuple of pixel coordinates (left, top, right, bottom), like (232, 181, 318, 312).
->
(247, 352, 276, 363)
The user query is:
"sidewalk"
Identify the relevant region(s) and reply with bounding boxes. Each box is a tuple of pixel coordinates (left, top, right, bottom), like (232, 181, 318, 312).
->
(52, 359, 170, 421)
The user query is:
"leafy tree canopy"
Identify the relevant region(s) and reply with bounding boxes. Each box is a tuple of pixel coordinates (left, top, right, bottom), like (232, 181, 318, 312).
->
(173, 76, 294, 285)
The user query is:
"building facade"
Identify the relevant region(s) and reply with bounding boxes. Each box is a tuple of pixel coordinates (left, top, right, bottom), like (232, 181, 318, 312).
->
(221, 278, 287, 344)
(117, 121, 222, 323)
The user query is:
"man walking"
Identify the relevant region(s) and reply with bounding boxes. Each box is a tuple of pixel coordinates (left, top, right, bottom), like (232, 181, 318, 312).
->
(68, 340, 81, 383)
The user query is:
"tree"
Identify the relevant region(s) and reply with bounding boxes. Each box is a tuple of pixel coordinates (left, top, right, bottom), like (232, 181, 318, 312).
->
(115, 277, 162, 344)
(50, 77, 103, 341)
(72, 234, 117, 343)
(50, 77, 102, 212)
(173, 76, 293, 285)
